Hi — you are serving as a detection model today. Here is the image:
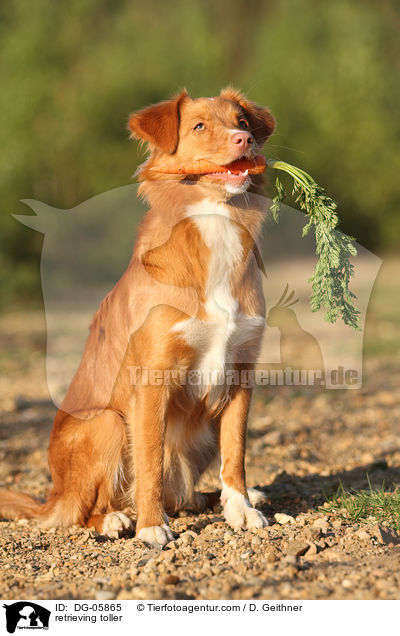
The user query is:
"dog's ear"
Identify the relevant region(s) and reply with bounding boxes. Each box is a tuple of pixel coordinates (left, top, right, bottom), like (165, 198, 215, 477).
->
(220, 86, 276, 146)
(128, 90, 189, 154)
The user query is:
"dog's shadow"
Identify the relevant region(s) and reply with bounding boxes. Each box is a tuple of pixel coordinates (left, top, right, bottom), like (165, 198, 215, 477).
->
(173, 461, 397, 533)
(249, 460, 396, 519)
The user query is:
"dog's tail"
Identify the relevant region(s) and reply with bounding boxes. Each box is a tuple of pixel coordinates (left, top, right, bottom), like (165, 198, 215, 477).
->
(0, 488, 57, 524)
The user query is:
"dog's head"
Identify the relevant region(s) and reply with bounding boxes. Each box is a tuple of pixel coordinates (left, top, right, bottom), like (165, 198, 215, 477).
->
(128, 88, 275, 196)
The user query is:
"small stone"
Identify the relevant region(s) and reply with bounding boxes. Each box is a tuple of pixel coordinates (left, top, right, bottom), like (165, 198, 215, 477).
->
(265, 548, 278, 563)
(304, 526, 322, 540)
(240, 550, 254, 559)
(117, 589, 134, 600)
(274, 513, 295, 525)
(305, 543, 318, 556)
(296, 516, 306, 527)
(332, 520, 343, 529)
(95, 590, 115, 600)
(203, 523, 221, 534)
(137, 551, 156, 567)
(164, 574, 180, 585)
(282, 555, 297, 567)
(342, 579, 352, 589)
(286, 541, 309, 558)
(176, 531, 197, 546)
(375, 578, 391, 591)
(372, 525, 400, 545)
(316, 539, 328, 550)
(313, 518, 329, 532)
(262, 430, 283, 446)
(176, 523, 188, 532)
(356, 530, 370, 541)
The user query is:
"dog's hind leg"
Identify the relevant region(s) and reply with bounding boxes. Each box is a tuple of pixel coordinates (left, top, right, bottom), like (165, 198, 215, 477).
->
(46, 408, 131, 535)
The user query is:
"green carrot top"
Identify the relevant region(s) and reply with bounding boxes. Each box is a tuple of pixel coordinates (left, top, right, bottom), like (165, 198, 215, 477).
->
(267, 159, 360, 330)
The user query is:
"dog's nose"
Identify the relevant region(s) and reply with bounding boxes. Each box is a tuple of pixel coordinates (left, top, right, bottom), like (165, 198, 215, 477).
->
(231, 132, 253, 149)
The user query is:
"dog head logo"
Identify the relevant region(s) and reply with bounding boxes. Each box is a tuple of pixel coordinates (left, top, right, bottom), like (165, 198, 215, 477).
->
(2, 602, 50, 633)
(14, 186, 380, 404)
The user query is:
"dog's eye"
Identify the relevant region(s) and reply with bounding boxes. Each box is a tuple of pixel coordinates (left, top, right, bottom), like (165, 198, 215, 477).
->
(194, 122, 205, 131)
(239, 119, 249, 130)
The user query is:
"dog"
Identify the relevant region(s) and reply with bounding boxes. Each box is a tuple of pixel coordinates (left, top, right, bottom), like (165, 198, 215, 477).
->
(0, 88, 275, 545)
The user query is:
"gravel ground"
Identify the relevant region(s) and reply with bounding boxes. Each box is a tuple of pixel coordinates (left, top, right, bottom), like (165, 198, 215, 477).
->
(1, 259, 399, 600)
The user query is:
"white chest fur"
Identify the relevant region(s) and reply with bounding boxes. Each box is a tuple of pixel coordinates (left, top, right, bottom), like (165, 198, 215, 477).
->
(172, 199, 264, 400)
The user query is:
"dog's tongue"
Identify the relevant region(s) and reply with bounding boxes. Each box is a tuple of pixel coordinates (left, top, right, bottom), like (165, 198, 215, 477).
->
(153, 154, 267, 176)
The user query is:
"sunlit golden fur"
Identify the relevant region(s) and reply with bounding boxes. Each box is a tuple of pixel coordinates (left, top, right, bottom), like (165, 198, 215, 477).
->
(0, 88, 275, 542)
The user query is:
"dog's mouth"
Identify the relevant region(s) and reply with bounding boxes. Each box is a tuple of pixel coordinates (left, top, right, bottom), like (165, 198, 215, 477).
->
(192, 154, 266, 175)
(198, 154, 266, 187)
(149, 154, 266, 185)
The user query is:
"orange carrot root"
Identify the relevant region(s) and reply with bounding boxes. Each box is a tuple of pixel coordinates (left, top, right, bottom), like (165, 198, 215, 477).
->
(152, 154, 267, 176)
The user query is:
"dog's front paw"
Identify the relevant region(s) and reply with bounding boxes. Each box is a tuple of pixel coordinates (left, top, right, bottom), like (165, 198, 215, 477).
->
(101, 511, 133, 538)
(247, 487, 267, 508)
(137, 524, 174, 546)
(222, 489, 269, 530)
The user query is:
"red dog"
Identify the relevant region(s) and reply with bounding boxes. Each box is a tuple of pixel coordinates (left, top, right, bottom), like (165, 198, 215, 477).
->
(0, 88, 275, 545)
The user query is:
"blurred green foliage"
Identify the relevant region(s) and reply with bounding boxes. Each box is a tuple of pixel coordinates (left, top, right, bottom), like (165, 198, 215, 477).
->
(1, 0, 399, 302)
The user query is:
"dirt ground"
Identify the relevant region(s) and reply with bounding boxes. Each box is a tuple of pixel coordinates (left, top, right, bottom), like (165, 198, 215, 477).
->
(0, 258, 399, 600)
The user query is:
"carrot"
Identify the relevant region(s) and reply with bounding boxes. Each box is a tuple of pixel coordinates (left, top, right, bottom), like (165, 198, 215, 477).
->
(152, 154, 267, 175)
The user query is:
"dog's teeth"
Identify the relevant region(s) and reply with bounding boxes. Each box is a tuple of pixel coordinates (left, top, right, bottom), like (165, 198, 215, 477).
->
(228, 170, 231, 174)
(243, 169, 249, 176)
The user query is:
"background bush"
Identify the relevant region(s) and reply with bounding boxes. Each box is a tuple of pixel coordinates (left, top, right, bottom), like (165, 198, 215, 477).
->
(1, 0, 399, 302)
